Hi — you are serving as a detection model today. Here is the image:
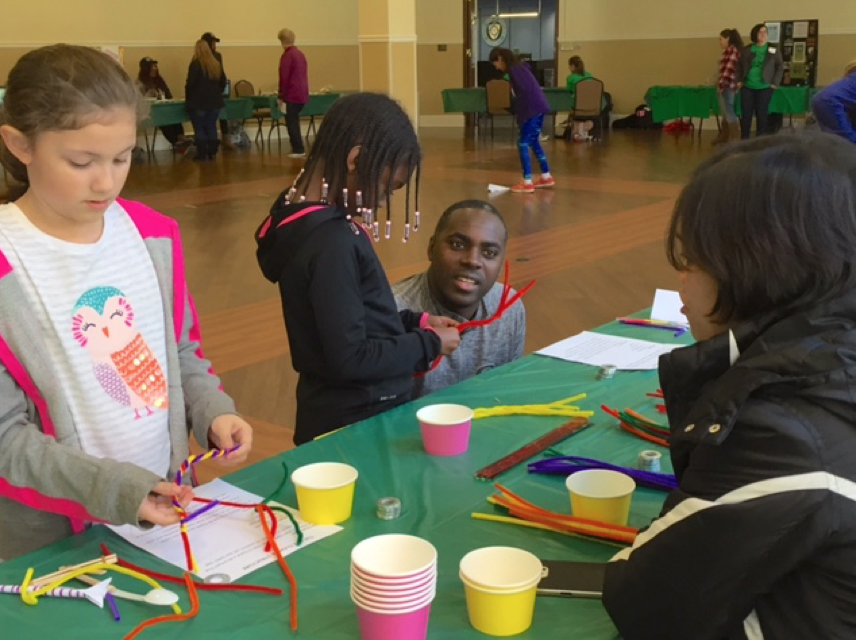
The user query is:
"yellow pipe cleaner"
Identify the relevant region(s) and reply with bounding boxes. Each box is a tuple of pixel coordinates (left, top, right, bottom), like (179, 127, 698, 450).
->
(472, 393, 593, 419)
(19, 562, 182, 614)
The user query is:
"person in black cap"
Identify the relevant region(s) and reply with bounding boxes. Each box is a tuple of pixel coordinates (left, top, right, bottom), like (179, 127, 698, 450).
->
(201, 32, 233, 149)
(137, 57, 190, 150)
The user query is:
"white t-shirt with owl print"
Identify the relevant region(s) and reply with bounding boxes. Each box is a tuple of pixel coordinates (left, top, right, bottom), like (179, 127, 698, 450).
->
(0, 202, 171, 478)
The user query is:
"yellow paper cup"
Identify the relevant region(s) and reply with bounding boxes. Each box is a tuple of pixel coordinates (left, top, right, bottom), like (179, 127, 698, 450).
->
(459, 546, 542, 591)
(565, 469, 635, 527)
(461, 574, 538, 637)
(291, 462, 358, 524)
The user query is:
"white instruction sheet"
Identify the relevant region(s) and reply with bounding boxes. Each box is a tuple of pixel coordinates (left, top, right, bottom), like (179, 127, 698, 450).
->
(109, 478, 341, 581)
(537, 331, 680, 370)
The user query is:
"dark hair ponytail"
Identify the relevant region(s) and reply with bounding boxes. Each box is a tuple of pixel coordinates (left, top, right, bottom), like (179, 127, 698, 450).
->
(720, 28, 744, 49)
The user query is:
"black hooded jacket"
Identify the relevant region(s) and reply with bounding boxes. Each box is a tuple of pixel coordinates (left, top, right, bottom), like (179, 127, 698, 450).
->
(256, 196, 442, 444)
(603, 290, 856, 640)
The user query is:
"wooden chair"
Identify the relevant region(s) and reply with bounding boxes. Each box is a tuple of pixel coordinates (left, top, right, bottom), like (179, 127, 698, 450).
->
(485, 78, 514, 140)
(563, 78, 605, 141)
(234, 79, 280, 143)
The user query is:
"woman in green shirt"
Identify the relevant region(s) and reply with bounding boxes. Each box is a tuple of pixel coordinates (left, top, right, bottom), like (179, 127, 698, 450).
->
(562, 56, 596, 140)
(736, 23, 784, 139)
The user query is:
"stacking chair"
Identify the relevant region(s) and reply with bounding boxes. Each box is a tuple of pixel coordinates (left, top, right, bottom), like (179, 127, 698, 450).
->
(564, 78, 605, 141)
(485, 78, 514, 141)
(234, 79, 278, 143)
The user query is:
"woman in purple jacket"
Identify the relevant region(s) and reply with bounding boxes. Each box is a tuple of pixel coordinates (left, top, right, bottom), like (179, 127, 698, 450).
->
(489, 48, 554, 193)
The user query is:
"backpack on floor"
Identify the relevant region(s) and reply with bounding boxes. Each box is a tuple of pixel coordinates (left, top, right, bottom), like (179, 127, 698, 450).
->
(229, 121, 251, 148)
(612, 104, 661, 130)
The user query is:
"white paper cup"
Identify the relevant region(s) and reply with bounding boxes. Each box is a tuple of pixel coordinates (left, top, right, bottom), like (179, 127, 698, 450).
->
(351, 535, 437, 579)
(351, 569, 436, 596)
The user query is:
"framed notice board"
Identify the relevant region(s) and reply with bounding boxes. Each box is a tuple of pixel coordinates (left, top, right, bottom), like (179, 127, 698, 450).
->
(765, 19, 819, 87)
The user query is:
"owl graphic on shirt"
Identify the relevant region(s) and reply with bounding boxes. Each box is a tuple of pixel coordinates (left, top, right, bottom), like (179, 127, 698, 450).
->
(71, 286, 169, 419)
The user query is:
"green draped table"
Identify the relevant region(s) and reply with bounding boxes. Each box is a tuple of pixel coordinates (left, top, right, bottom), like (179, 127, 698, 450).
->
(250, 93, 342, 142)
(442, 86, 579, 135)
(0, 318, 692, 639)
(442, 87, 577, 115)
(138, 98, 254, 155)
(645, 85, 811, 126)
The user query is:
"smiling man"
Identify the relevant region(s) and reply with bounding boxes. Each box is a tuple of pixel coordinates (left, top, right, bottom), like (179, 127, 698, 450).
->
(392, 200, 526, 397)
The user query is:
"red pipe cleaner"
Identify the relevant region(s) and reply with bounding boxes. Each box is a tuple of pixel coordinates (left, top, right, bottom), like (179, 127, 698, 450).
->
(256, 505, 299, 630)
(99, 543, 284, 595)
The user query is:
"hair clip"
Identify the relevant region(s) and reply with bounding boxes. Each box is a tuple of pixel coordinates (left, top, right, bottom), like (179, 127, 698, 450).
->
(414, 211, 420, 231)
(298, 195, 306, 202)
(372, 221, 380, 242)
(385, 220, 391, 240)
(403, 223, 410, 243)
(321, 180, 329, 204)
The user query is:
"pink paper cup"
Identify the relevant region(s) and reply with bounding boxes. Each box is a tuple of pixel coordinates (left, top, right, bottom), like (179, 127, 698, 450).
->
(416, 404, 473, 456)
(356, 601, 432, 640)
(351, 535, 437, 579)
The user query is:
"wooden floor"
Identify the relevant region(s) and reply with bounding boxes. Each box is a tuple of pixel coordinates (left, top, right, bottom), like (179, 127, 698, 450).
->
(121, 126, 720, 481)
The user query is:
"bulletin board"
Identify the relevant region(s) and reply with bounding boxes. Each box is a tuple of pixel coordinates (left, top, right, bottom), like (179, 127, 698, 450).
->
(765, 19, 818, 87)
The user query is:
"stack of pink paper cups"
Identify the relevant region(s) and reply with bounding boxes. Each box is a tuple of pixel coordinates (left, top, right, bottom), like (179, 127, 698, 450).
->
(350, 534, 438, 640)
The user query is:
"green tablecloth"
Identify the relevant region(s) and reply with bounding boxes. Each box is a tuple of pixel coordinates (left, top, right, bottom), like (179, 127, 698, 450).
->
(302, 93, 341, 118)
(646, 85, 812, 123)
(644, 85, 718, 123)
(0, 318, 691, 639)
(442, 87, 579, 115)
(249, 94, 282, 119)
(442, 88, 487, 114)
(141, 98, 254, 129)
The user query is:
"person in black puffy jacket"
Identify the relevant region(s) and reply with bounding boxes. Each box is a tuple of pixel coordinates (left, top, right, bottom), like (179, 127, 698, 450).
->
(603, 132, 856, 640)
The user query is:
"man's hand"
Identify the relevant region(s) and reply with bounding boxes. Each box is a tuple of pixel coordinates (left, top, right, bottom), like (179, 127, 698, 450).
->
(138, 482, 193, 525)
(208, 414, 254, 465)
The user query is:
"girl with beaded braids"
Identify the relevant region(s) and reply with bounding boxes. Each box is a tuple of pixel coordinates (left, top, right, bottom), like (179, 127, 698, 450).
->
(255, 92, 461, 445)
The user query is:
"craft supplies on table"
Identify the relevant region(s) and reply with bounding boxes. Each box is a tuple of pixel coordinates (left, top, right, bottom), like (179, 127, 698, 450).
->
(475, 418, 591, 480)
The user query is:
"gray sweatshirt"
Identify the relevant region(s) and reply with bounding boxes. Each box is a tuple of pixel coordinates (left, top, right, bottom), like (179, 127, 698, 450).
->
(392, 271, 526, 398)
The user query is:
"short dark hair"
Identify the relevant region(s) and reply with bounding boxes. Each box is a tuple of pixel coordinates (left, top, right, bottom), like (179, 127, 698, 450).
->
(489, 48, 519, 69)
(666, 133, 856, 324)
(433, 200, 507, 243)
(295, 92, 420, 228)
(750, 23, 766, 44)
(720, 28, 744, 49)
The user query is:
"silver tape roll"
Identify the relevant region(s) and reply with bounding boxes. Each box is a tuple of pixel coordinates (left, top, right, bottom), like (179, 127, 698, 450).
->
(637, 450, 662, 472)
(376, 497, 402, 520)
(597, 364, 617, 380)
(204, 573, 231, 584)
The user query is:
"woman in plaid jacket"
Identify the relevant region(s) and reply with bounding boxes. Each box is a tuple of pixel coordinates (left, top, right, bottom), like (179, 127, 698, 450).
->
(712, 28, 743, 145)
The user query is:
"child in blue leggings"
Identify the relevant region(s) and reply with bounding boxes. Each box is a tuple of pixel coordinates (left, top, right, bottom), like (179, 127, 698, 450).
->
(489, 48, 554, 194)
